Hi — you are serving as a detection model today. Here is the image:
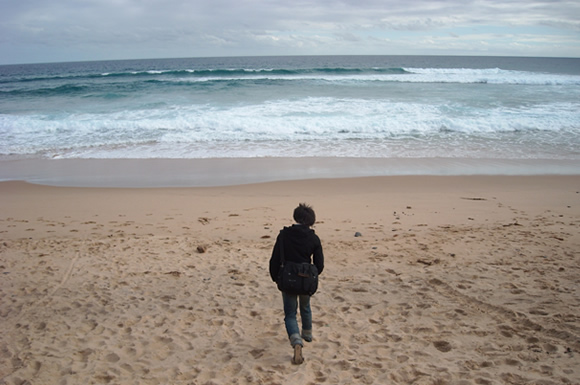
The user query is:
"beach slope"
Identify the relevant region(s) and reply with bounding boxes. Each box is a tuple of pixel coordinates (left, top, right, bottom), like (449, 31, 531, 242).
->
(1, 176, 579, 384)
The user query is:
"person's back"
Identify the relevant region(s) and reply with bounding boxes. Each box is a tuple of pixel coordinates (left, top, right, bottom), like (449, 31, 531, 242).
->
(269, 203, 324, 364)
(270, 223, 324, 279)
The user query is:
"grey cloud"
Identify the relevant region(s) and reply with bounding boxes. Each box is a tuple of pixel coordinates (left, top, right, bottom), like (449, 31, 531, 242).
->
(1, 0, 579, 63)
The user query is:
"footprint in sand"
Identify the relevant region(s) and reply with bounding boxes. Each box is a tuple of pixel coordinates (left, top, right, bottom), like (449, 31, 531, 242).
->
(433, 340, 452, 352)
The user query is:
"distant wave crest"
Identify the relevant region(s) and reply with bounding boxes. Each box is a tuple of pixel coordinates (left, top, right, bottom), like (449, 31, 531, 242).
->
(3, 66, 579, 90)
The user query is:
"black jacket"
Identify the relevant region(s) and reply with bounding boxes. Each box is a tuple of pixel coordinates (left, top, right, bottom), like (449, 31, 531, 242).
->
(269, 224, 324, 282)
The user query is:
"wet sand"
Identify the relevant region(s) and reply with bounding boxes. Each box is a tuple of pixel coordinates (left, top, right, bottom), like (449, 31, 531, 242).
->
(1, 157, 579, 187)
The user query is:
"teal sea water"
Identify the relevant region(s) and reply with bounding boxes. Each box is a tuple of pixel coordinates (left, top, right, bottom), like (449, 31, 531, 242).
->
(1, 56, 579, 173)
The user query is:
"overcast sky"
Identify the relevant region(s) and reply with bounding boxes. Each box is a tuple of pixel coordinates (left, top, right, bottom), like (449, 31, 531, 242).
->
(1, 0, 579, 64)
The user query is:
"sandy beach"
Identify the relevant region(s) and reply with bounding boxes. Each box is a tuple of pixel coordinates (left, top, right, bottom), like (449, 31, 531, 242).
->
(1, 175, 579, 384)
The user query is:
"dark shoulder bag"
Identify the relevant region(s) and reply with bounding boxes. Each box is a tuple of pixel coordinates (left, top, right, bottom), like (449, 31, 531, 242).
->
(276, 231, 319, 296)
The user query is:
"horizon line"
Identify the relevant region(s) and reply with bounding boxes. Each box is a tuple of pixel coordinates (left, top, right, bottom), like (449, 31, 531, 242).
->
(2, 53, 579, 67)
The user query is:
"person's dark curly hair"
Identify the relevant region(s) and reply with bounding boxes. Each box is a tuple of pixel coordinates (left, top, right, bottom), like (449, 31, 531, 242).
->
(293, 203, 316, 227)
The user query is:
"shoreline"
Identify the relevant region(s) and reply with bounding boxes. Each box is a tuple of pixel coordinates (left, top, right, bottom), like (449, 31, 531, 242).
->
(1, 157, 579, 187)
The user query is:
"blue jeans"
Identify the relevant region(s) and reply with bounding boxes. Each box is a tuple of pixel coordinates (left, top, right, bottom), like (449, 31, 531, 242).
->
(282, 292, 312, 346)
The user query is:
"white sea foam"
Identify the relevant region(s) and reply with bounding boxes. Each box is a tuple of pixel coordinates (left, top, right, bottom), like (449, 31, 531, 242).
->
(1, 97, 578, 160)
(162, 70, 580, 86)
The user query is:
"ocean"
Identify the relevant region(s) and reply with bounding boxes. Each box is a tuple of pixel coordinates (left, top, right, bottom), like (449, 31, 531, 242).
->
(1, 55, 579, 185)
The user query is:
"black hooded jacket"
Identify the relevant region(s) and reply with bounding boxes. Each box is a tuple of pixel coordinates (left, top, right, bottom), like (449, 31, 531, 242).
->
(269, 224, 324, 282)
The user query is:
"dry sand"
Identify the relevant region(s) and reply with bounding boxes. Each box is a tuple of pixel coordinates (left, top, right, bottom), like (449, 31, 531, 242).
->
(1, 175, 579, 385)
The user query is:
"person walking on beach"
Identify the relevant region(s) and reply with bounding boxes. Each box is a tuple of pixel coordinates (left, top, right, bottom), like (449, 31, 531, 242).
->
(269, 203, 324, 365)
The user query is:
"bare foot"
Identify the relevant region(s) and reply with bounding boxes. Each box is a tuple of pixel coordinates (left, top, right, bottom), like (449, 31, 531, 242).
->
(291, 344, 304, 365)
